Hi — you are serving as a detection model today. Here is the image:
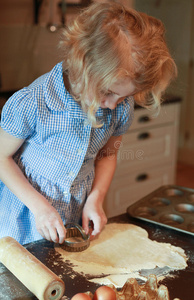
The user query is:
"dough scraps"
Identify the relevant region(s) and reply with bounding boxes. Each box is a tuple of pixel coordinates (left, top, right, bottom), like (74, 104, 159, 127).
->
(55, 223, 187, 287)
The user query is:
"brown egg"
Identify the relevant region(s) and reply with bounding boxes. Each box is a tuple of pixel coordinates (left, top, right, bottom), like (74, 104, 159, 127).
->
(71, 293, 91, 300)
(93, 286, 117, 300)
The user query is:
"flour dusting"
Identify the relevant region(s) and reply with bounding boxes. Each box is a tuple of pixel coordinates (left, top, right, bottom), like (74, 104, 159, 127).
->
(55, 223, 188, 287)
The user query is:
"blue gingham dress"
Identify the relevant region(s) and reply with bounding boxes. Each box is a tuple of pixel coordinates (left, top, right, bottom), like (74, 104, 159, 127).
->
(0, 62, 134, 245)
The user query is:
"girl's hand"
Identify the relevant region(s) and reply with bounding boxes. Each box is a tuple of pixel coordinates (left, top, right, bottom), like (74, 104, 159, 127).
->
(82, 191, 107, 238)
(34, 204, 66, 244)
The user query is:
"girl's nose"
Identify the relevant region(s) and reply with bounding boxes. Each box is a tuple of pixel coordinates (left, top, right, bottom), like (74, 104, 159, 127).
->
(107, 97, 120, 109)
(108, 102, 117, 109)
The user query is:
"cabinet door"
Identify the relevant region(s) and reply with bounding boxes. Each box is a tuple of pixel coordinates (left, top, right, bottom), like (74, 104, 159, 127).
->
(116, 124, 176, 175)
(104, 165, 174, 218)
(130, 104, 179, 131)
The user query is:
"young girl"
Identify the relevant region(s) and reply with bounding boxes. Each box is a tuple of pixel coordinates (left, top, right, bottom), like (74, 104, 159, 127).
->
(0, 2, 177, 245)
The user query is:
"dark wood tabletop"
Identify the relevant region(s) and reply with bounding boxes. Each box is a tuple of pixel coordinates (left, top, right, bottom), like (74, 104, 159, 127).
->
(0, 213, 193, 300)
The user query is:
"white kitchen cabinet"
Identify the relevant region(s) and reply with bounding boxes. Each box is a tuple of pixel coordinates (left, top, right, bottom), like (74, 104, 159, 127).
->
(104, 101, 180, 218)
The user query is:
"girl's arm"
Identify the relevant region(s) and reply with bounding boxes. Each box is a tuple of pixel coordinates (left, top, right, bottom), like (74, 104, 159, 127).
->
(0, 127, 66, 243)
(82, 135, 122, 237)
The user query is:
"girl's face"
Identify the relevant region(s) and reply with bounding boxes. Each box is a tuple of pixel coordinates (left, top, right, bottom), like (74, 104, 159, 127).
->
(100, 78, 137, 110)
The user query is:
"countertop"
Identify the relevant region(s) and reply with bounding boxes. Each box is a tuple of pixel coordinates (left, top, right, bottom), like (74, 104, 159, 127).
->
(0, 213, 193, 300)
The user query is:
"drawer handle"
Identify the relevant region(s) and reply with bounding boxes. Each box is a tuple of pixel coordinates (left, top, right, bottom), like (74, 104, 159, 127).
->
(136, 173, 148, 182)
(138, 115, 151, 123)
(137, 132, 150, 140)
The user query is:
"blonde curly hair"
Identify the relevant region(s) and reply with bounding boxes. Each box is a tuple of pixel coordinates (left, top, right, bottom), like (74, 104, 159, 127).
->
(59, 2, 177, 127)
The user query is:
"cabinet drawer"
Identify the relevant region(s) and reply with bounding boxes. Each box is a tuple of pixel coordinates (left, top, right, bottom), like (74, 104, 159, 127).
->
(116, 124, 176, 174)
(129, 103, 179, 131)
(104, 164, 175, 218)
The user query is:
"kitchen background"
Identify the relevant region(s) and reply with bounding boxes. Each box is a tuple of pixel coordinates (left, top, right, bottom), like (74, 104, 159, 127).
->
(0, 0, 194, 215)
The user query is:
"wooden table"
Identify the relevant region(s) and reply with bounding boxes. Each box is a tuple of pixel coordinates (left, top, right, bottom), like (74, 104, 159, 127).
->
(0, 214, 193, 299)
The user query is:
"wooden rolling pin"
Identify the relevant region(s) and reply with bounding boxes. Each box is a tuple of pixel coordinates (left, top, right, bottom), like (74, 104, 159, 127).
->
(0, 236, 65, 300)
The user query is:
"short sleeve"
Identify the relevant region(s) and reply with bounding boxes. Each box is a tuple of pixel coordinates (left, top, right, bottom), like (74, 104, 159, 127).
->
(0, 88, 37, 139)
(112, 96, 134, 136)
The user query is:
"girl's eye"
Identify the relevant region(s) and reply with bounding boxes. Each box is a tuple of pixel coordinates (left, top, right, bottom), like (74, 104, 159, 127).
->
(100, 90, 114, 97)
(104, 91, 114, 97)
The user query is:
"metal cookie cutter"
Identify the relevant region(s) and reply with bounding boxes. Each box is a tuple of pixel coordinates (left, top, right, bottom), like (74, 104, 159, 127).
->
(61, 223, 90, 252)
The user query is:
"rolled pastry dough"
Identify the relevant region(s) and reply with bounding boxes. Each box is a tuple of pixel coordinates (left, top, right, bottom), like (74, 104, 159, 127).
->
(56, 223, 187, 286)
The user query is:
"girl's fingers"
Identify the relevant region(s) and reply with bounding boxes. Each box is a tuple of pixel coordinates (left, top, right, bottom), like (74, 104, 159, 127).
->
(39, 226, 52, 242)
(35, 207, 66, 243)
(91, 213, 107, 237)
(48, 227, 59, 243)
(56, 224, 66, 244)
(45, 221, 66, 243)
(82, 215, 90, 235)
